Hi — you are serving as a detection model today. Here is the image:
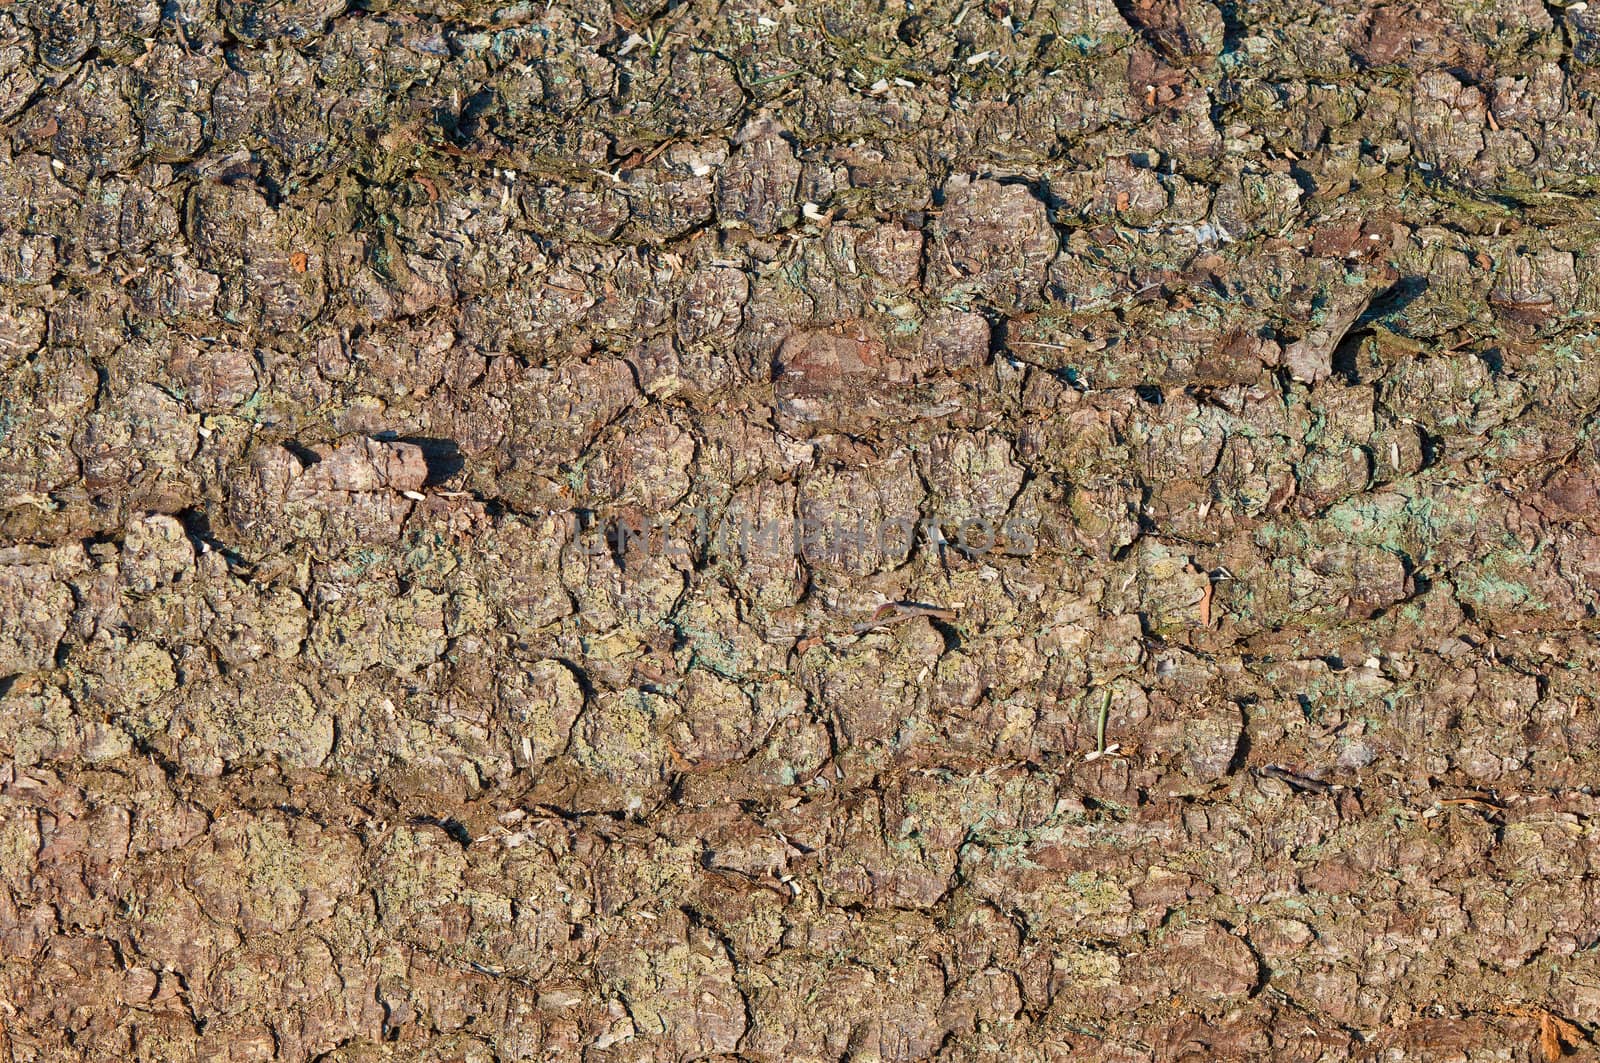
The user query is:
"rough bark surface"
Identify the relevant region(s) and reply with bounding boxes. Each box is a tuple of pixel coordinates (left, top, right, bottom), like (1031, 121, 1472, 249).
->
(3, 0, 1600, 1059)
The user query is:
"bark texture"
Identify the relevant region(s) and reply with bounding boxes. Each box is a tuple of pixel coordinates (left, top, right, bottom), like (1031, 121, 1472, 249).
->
(3, 0, 1600, 1058)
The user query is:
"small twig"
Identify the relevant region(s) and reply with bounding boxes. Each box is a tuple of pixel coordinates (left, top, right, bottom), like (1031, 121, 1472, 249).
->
(1097, 688, 1111, 755)
(1084, 689, 1120, 761)
(1257, 764, 1334, 794)
(851, 601, 957, 634)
